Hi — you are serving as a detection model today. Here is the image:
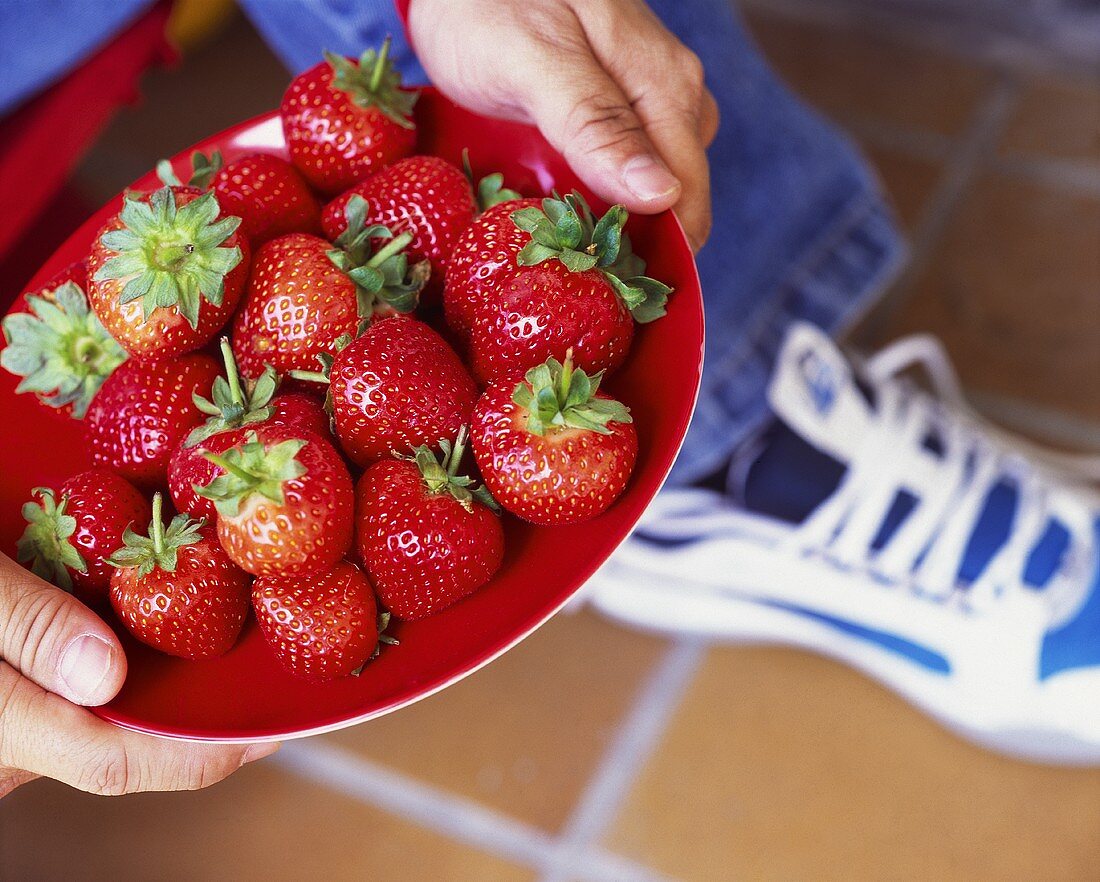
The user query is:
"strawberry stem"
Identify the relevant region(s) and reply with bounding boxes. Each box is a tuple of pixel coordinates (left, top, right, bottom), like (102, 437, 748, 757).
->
(150, 493, 165, 557)
(219, 337, 246, 408)
(560, 348, 575, 395)
(204, 452, 259, 483)
(287, 370, 330, 385)
(447, 425, 469, 476)
(370, 36, 391, 93)
(367, 231, 413, 268)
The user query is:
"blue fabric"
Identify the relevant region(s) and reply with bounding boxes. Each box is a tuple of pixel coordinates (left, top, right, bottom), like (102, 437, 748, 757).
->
(0, 0, 153, 115)
(1, 0, 902, 482)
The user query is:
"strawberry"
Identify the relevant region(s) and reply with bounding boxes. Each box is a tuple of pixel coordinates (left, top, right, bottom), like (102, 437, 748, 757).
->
(88, 186, 250, 359)
(230, 197, 426, 380)
(356, 428, 503, 620)
(168, 340, 332, 521)
(322, 154, 516, 304)
(157, 150, 321, 245)
(84, 353, 219, 488)
(452, 192, 672, 383)
(196, 426, 354, 577)
(2, 268, 126, 418)
(443, 197, 539, 339)
(109, 493, 251, 660)
(292, 315, 476, 467)
(471, 353, 638, 525)
(253, 559, 381, 682)
(17, 470, 150, 605)
(281, 39, 417, 196)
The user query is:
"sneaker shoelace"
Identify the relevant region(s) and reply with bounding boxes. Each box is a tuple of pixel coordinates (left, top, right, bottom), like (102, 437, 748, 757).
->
(791, 334, 1097, 626)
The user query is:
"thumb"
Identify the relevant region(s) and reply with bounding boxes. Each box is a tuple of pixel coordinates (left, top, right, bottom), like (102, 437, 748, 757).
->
(521, 49, 682, 213)
(0, 554, 126, 706)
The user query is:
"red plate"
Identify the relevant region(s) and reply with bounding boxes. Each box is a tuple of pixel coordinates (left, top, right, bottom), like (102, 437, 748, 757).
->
(0, 88, 704, 741)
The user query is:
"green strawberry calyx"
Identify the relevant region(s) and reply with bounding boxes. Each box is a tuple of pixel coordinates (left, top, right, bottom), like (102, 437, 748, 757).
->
(512, 350, 633, 437)
(461, 148, 522, 213)
(156, 149, 224, 191)
(510, 191, 673, 323)
(404, 426, 500, 514)
(92, 186, 243, 330)
(196, 432, 308, 518)
(107, 493, 204, 578)
(187, 338, 279, 447)
(356, 612, 401, 673)
(16, 487, 88, 591)
(324, 37, 418, 130)
(1, 281, 127, 418)
(328, 194, 428, 327)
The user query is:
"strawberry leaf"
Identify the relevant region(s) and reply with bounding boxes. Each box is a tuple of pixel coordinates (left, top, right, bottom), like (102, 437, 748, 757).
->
(511, 353, 632, 437)
(0, 282, 127, 417)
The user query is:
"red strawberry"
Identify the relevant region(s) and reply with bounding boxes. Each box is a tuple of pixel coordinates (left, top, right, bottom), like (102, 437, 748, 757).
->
(158, 150, 321, 246)
(8, 260, 87, 315)
(168, 340, 332, 521)
(17, 470, 150, 605)
(443, 197, 538, 339)
(2, 267, 126, 418)
(322, 156, 481, 304)
(230, 201, 425, 380)
(85, 353, 219, 489)
(88, 185, 250, 359)
(253, 559, 380, 682)
(452, 193, 672, 383)
(471, 353, 638, 525)
(196, 426, 354, 577)
(109, 493, 251, 660)
(294, 315, 476, 467)
(356, 428, 503, 620)
(281, 39, 417, 195)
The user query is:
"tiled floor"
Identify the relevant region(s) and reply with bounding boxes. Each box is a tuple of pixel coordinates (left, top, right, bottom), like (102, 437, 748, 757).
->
(3, 5, 1099, 881)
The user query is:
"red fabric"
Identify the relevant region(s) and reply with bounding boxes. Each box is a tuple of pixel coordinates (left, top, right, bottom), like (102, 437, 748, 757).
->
(0, 2, 175, 262)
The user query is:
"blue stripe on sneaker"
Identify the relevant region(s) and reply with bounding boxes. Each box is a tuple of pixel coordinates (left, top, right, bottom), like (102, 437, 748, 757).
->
(1040, 520, 1100, 679)
(761, 599, 951, 673)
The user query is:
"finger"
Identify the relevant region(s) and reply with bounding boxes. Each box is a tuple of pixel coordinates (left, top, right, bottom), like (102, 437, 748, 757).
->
(0, 767, 39, 799)
(0, 663, 280, 796)
(519, 39, 682, 213)
(700, 89, 720, 147)
(633, 89, 713, 250)
(0, 554, 125, 706)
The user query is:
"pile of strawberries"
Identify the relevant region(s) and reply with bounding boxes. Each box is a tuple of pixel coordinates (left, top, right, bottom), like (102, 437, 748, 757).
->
(0, 42, 672, 683)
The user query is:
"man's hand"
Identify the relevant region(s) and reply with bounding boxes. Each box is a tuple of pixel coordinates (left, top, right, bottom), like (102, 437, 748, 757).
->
(0, 553, 277, 798)
(408, 0, 718, 250)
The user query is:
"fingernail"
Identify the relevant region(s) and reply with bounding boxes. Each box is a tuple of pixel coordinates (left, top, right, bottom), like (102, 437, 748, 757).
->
(241, 742, 281, 765)
(59, 634, 114, 704)
(622, 155, 681, 202)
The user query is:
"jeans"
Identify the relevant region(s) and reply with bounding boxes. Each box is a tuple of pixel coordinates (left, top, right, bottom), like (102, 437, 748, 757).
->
(2, 0, 904, 485)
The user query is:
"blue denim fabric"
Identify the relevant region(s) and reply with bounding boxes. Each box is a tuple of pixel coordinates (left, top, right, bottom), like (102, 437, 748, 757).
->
(1, 0, 903, 485)
(0, 0, 153, 115)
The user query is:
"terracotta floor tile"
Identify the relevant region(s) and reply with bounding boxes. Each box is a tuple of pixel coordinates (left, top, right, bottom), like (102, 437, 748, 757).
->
(605, 646, 1100, 882)
(323, 609, 667, 833)
(998, 74, 1100, 166)
(861, 143, 941, 230)
(0, 762, 532, 881)
(744, 11, 995, 137)
(884, 170, 1100, 420)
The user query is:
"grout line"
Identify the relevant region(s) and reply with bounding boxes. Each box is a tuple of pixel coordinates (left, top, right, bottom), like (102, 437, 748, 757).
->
(852, 72, 1021, 347)
(989, 154, 1100, 199)
(969, 389, 1100, 454)
(273, 740, 559, 869)
(272, 740, 671, 880)
(539, 637, 709, 882)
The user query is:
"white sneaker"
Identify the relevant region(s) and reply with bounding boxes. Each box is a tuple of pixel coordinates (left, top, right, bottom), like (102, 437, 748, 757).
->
(588, 322, 1100, 764)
